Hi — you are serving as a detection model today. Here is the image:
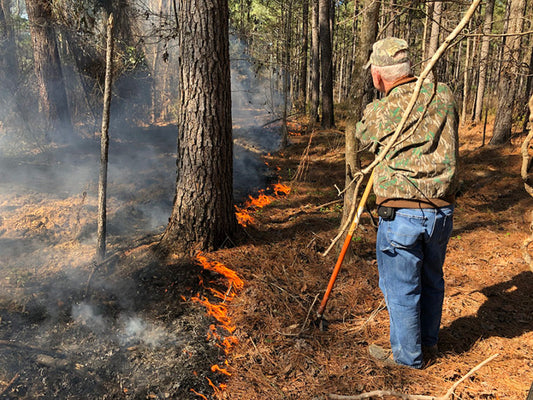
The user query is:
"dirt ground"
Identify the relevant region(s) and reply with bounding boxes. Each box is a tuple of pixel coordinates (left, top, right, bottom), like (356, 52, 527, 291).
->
(0, 119, 532, 399)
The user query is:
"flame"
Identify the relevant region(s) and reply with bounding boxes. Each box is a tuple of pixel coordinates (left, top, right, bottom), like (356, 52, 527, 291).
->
(190, 253, 243, 398)
(191, 295, 236, 333)
(235, 182, 291, 226)
(196, 253, 244, 291)
(211, 364, 231, 376)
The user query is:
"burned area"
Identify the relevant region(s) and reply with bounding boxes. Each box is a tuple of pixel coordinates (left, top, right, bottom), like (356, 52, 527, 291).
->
(0, 119, 272, 399)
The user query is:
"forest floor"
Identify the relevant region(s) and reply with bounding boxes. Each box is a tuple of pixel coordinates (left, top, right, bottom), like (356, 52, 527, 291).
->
(0, 118, 532, 399)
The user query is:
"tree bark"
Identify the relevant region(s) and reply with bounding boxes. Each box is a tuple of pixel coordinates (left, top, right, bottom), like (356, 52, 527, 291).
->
(473, 0, 495, 124)
(461, 19, 473, 126)
(26, 0, 72, 135)
(96, 14, 114, 264)
(426, 1, 442, 82)
(298, 0, 309, 110)
(319, 0, 334, 128)
(309, 0, 320, 122)
(491, 0, 527, 145)
(341, 0, 379, 239)
(160, 0, 238, 255)
(0, 0, 18, 86)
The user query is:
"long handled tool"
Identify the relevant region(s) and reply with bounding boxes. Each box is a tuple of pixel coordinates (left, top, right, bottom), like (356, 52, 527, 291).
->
(315, 169, 375, 330)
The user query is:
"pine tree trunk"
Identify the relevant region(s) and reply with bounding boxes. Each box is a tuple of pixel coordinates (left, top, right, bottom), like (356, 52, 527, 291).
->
(473, 0, 495, 124)
(0, 0, 18, 87)
(309, 0, 320, 122)
(319, 0, 334, 128)
(298, 0, 309, 109)
(491, 0, 527, 145)
(461, 20, 472, 126)
(341, 0, 379, 243)
(426, 1, 442, 81)
(160, 0, 237, 255)
(26, 0, 72, 134)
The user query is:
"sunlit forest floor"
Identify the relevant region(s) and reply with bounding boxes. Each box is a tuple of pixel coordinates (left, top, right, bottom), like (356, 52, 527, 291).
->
(0, 119, 532, 399)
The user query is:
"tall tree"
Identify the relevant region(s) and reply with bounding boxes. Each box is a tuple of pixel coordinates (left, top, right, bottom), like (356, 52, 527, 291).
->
(319, 0, 334, 128)
(491, 0, 527, 145)
(426, 1, 442, 81)
(160, 0, 238, 254)
(473, 0, 495, 124)
(309, 0, 320, 122)
(298, 0, 309, 110)
(309, 0, 320, 123)
(341, 0, 379, 237)
(0, 0, 18, 87)
(26, 0, 72, 135)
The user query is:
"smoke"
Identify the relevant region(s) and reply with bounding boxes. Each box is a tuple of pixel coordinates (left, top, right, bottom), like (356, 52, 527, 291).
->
(120, 315, 175, 347)
(230, 35, 283, 199)
(72, 302, 175, 348)
(72, 302, 106, 331)
(0, 5, 284, 397)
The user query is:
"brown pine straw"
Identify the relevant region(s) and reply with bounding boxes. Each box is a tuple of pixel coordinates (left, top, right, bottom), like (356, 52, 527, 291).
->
(328, 354, 499, 400)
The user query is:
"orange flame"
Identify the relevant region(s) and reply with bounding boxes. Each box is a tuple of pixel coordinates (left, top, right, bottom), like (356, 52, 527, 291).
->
(196, 253, 244, 291)
(190, 389, 208, 400)
(189, 253, 243, 398)
(211, 364, 231, 376)
(235, 182, 291, 227)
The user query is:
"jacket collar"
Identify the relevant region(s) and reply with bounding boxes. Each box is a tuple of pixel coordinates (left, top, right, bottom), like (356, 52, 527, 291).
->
(385, 75, 417, 96)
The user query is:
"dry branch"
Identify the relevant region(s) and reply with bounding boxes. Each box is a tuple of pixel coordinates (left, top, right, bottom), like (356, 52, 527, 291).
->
(328, 354, 499, 400)
(0, 372, 20, 397)
(323, 0, 482, 256)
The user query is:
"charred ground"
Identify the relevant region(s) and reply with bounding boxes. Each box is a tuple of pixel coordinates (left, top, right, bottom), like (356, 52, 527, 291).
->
(0, 120, 532, 399)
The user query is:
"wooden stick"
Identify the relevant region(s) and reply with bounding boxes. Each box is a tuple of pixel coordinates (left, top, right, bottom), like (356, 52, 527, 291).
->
(0, 372, 20, 397)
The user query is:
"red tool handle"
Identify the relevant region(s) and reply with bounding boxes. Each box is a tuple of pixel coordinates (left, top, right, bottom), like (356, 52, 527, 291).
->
(316, 170, 375, 318)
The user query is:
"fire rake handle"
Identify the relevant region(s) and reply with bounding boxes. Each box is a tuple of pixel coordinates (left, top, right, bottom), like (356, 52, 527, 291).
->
(316, 170, 375, 318)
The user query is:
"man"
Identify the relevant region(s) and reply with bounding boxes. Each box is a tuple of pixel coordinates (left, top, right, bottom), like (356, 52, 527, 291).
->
(355, 37, 459, 369)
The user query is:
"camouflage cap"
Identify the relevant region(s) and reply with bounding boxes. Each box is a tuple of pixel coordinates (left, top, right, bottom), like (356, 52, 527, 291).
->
(364, 37, 410, 69)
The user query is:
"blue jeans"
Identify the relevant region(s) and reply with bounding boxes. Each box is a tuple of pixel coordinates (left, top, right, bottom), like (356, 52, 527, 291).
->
(376, 206, 454, 368)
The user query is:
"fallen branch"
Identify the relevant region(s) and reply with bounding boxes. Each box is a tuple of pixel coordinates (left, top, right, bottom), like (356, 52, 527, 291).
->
(0, 340, 65, 357)
(328, 353, 499, 400)
(0, 372, 20, 397)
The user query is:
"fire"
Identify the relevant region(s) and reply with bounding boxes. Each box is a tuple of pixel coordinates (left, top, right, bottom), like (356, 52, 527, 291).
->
(235, 182, 291, 226)
(190, 253, 243, 399)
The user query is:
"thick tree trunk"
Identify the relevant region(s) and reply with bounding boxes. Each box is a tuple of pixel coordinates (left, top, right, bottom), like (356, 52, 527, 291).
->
(473, 0, 495, 124)
(341, 0, 379, 239)
(491, 0, 527, 145)
(160, 0, 237, 255)
(319, 0, 334, 128)
(26, 0, 72, 134)
(309, 0, 320, 122)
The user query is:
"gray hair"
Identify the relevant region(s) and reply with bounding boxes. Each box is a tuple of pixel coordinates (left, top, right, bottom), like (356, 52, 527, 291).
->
(371, 50, 412, 81)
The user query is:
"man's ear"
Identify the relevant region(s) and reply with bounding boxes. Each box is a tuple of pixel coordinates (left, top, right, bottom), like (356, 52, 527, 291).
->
(371, 68, 384, 92)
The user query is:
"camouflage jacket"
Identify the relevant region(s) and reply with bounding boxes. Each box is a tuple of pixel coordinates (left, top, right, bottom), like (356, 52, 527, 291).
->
(355, 77, 459, 207)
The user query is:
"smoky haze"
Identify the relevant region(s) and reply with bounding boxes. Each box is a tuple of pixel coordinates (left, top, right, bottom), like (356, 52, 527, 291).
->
(0, 5, 283, 395)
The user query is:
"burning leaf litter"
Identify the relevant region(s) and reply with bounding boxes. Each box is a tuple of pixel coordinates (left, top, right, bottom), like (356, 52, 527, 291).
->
(189, 253, 245, 398)
(235, 182, 291, 226)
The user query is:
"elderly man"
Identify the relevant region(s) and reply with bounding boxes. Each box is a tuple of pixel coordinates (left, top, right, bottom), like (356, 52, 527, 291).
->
(355, 37, 459, 368)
